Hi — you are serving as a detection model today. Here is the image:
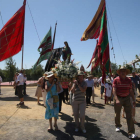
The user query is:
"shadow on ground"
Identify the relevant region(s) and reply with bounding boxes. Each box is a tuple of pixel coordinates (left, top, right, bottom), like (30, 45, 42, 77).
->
(0, 96, 38, 102)
(57, 112, 106, 139)
(91, 103, 105, 109)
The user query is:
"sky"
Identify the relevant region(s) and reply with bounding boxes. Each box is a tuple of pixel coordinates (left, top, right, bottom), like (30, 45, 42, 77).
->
(0, 0, 140, 71)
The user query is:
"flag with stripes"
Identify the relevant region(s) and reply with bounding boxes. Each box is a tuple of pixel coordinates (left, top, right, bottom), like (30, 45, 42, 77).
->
(98, 1, 111, 82)
(33, 28, 52, 70)
(81, 0, 104, 41)
(0, 0, 26, 62)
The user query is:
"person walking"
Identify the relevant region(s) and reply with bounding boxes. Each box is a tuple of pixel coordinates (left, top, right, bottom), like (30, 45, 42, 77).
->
(45, 71, 61, 131)
(104, 78, 112, 104)
(71, 71, 87, 133)
(85, 75, 94, 105)
(16, 70, 24, 106)
(35, 76, 44, 105)
(113, 67, 137, 139)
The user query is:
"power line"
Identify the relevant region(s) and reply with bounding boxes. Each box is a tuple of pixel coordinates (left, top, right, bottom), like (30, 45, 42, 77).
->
(27, 0, 41, 43)
(106, 2, 126, 63)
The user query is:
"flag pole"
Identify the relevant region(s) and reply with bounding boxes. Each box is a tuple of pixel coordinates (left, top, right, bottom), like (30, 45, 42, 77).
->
(51, 21, 57, 50)
(21, 0, 26, 70)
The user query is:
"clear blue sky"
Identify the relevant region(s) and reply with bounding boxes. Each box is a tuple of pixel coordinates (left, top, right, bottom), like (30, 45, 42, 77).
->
(0, 0, 140, 71)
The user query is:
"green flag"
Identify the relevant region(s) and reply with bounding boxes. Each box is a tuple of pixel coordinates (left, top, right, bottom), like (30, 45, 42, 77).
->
(33, 28, 52, 70)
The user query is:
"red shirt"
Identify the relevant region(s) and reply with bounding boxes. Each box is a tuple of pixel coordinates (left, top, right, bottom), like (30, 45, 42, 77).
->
(113, 76, 132, 97)
(62, 82, 69, 89)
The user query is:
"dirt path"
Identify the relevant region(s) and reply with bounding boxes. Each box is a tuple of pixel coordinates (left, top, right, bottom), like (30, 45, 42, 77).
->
(0, 86, 140, 140)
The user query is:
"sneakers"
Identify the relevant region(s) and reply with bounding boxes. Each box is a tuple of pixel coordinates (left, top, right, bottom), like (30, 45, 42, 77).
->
(115, 127, 120, 132)
(75, 128, 79, 132)
(128, 134, 138, 139)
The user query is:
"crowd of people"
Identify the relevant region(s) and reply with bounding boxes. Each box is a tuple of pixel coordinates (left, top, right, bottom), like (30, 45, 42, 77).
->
(0, 66, 140, 139)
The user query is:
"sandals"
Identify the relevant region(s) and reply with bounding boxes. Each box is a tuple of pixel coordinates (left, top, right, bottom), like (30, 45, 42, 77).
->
(47, 128, 53, 131)
(54, 124, 59, 131)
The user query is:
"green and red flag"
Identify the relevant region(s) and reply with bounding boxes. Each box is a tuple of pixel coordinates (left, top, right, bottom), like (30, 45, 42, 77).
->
(81, 0, 104, 41)
(98, 1, 111, 82)
(33, 27, 52, 70)
(0, 0, 26, 62)
(81, 0, 111, 83)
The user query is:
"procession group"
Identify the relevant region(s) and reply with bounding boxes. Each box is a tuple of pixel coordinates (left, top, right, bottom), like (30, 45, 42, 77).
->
(0, 66, 139, 139)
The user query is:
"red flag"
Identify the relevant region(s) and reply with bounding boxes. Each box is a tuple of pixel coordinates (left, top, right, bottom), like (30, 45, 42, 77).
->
(0, 0, 26, 62)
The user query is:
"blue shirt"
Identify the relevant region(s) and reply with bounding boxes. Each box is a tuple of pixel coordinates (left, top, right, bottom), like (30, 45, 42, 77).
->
(131, 75, 139, 88)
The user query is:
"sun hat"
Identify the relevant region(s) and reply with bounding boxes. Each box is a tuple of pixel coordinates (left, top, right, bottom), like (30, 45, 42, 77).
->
(87, 74, 93, 78)
(47, 71, 54, 78)
(117, 66, 130, 75)
(77, 71, 85, 76)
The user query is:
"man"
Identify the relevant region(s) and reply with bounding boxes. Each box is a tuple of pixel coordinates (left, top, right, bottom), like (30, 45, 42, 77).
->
(16, 70, 24, 105)
(23, 74, 27, 95)
(0, 76, 2, 95)
(98, 75, 109, 99)
(85, 75, 94, 104)
(113, 67, 137, 139)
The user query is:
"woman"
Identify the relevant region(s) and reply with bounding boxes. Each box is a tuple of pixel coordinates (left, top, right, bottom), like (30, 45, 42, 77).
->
(71, 71, 87, 133)
(45, 71, 61, 131)
(35, 76, 44, 105)
(62, 41, 72, 62)
(61, 81, 69, 104)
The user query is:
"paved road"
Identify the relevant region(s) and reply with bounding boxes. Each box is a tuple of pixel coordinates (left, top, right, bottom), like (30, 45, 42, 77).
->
(0, 87, 140, 140)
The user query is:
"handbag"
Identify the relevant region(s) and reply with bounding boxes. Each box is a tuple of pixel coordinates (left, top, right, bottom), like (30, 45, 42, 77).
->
(53, 95, 59, 103)
(50, 90, 59, 103)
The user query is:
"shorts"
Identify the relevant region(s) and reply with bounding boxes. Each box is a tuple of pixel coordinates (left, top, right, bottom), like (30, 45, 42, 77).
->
(101, 86, 104, 95)
(17, 85, 23, 99)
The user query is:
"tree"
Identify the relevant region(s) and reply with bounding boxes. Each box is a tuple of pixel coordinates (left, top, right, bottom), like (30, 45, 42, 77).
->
(111, 62, 118, 74)
(4, 57, 17, 81)
(30, 64, 44, 80)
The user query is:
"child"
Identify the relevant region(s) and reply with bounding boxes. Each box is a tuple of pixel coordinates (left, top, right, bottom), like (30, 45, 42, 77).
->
(104, 78, 112, 104)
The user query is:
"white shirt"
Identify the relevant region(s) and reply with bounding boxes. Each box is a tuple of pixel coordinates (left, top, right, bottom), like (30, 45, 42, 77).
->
(98, 76, 109, 86)
(24, 77, 27, 83)
(85, 79, 94, 88)
(105, 83, 112, 97)
(17, 73, 24, 85)
(98, 77, 104, 86)
(0, 76, 2, 83)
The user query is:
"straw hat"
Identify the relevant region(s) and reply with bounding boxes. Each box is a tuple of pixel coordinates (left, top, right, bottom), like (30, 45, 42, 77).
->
(46, 71, 54, 78)
(87, 74, 93, 78)
(117, 66, 130, 75)
(77, 71, 85, 76)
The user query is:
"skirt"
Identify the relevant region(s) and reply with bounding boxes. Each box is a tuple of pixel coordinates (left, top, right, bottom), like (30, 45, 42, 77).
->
(35, 86, 42, 97)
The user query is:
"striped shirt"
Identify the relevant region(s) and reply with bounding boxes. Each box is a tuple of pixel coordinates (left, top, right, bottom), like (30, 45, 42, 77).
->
(72, 81, 87, 101)
(113, 76, 132, 97)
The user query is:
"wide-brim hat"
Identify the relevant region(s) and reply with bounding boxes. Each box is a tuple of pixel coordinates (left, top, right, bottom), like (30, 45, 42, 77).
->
(77, 70, 85, 76)
(47, 71, 54, 78)
(117, 67, 130, 75)
(87, 74, 93, 78)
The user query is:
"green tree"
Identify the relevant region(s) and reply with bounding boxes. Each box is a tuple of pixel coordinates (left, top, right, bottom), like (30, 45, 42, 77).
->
(30, 64, 44, 80)
(4, 57, 16, 81)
